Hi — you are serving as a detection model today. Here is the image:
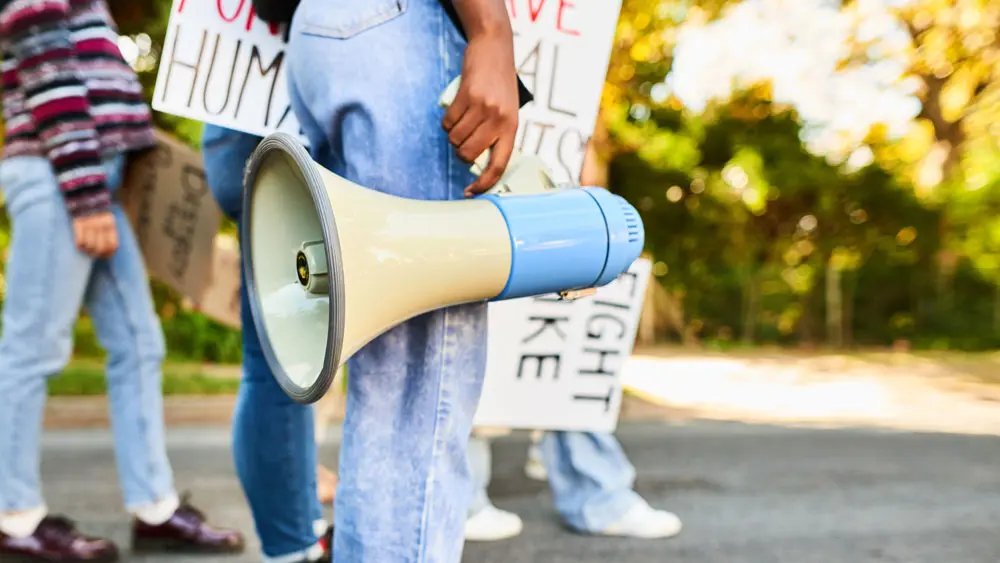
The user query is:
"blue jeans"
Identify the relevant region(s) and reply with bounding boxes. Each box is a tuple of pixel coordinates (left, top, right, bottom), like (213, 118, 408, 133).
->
(286, 0, 487, 560)
(201, 125, 325, 562)
(541, 432, 643, 532)
(0, 155, 176, 513)
(469, 432, 642, 533)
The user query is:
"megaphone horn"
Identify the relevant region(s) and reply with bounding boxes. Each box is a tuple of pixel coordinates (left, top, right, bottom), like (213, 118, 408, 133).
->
(241, 116, 644, 407)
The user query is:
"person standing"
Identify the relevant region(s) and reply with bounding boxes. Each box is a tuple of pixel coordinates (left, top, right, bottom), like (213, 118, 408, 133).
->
(0, 1, 245, 561)
(466, 432, 683, 541)
(281, 0, 521, 558)
(201, 124, 333, 563)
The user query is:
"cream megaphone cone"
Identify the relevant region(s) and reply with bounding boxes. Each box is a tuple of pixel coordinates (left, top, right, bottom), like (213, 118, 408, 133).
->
(242, 80, 645, 405)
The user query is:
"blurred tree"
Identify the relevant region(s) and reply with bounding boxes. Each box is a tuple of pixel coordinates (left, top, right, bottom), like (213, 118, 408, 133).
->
(600, 0, 1000, 348)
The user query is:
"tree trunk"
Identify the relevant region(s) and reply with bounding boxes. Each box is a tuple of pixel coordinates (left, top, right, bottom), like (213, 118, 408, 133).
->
(843, 270, 855, 347)
(741, 270, 759, 345)
(826, 258, 843, 348)
(994, 283, 1000, 337)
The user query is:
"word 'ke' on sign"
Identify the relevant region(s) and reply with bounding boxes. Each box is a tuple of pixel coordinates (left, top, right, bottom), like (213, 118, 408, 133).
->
(473, 258, 651, 433)
(151, 0, 624, 184)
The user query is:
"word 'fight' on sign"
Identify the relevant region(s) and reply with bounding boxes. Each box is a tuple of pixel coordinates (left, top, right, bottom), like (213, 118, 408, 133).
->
(473, 258, 651, 433)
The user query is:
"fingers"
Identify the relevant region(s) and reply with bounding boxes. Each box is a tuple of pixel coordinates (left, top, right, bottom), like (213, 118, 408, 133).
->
(446, 106, 484, 154)
(442, 89, 470, 132)
(94, 221, 117, 258)
(73, 214, 119, 258)
(455, 120, 498, 165)
(104, 222, 119, 257)
(466, 131, 515, 197)
(94, 216, 119, 258)
(73, 218, 89, 253)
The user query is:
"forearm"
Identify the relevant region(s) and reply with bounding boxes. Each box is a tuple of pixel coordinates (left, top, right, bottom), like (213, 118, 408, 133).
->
(451, 0, 513, 40)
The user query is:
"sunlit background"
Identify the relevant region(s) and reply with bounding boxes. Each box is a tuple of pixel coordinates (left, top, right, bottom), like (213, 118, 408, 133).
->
(3, 0, 1000, 408)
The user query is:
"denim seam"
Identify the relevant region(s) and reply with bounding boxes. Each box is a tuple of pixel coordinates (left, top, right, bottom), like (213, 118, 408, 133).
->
(438, 0, 450, 202)
(105, 262, 163, 508)
(413, 13, 453, 560)
(300, 0, 407, 40)
(418, 305, 454, 563)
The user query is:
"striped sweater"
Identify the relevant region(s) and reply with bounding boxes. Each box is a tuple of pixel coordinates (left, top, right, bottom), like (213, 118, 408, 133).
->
(0, 0, 155, 217)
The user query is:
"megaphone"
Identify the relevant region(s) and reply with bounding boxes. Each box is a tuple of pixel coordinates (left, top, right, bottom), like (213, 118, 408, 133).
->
(241, 80, 645, 405)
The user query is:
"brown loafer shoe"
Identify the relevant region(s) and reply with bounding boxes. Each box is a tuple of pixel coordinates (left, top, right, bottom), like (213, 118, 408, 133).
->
(131, 496, 245, 555)
(0, 515, 119, 563)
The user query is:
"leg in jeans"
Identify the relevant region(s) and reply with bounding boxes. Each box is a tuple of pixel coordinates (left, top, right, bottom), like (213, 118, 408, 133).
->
(541, 431, 681, 538)
(0, 155, 175, 517)
(464, 436, 522, 542)
(540, 432, 642, 532)
(0, 156, 100, 519)
(201, 125, 326, 561)
(84, 156, 177, 512)
(467, 437, 492, 518)
(286, 0, 487, 559)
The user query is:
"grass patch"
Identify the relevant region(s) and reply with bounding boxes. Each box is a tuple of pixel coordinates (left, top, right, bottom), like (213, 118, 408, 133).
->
(50, 360, 241, 396)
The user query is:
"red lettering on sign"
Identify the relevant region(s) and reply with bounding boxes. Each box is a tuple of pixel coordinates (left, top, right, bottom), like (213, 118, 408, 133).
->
(506, 0, 516, 18)
(556, 0, 580, 36)
(178, 0, 187, 13)
(217, 0, 246, 23)
(528, 0, 544, 22)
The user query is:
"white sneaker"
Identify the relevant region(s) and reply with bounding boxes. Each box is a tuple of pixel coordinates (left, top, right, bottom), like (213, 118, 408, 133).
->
(524, 443, 548, 482)
(464, 504, 524, 542)
(597, 500, 683, 539)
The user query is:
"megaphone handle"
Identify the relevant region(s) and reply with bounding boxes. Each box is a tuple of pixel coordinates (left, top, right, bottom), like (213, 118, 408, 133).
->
(438, 76, 491, 177)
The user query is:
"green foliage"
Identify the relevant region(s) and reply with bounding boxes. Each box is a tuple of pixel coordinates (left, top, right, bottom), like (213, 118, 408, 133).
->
(602, 0, 1000, 350)
(49, 362, 240, 396)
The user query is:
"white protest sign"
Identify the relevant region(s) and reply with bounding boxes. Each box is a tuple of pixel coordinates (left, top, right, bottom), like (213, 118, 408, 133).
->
(152, 0, 624, 183)
(152, 0, 303, 140)
(473, 258, 651, 433)
(506, 0, 623, 184)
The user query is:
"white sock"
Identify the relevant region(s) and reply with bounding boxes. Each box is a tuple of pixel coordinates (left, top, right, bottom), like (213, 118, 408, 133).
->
(131, 493, 180, 526)
(0, 506, 48, 538)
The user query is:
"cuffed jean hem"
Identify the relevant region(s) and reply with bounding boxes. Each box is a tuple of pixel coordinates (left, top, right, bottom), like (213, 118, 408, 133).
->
(124, 491, 180, 515)
(262, 542, 326, 563)
(541, 431, 646, 534)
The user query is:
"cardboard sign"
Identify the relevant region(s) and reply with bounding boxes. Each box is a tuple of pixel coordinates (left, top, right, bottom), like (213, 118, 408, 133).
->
(193, 234, 242, 328)
(120, 130, 222, 304)
(473, 258, 651, 432)
(151, 0, 624, 183)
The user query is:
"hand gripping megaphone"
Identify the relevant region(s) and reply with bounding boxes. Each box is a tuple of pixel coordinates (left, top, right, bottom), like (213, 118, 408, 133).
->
(240, 78, 645, 404)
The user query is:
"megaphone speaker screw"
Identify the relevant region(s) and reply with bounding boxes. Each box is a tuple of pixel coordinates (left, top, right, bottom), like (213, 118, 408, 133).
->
(297, 241, 329, 295)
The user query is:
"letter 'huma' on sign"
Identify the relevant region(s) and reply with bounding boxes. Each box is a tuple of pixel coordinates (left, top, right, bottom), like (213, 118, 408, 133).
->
(152, 0, 304, 141)
(473, 258, 651, 433)
(151, 0, 624, 185)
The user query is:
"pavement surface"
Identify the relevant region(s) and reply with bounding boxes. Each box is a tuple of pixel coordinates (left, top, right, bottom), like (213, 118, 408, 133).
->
(39, 420, 1000, 563)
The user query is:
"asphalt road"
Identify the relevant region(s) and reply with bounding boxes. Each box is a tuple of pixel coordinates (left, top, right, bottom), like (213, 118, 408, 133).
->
(39, 421, 1000, 563)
